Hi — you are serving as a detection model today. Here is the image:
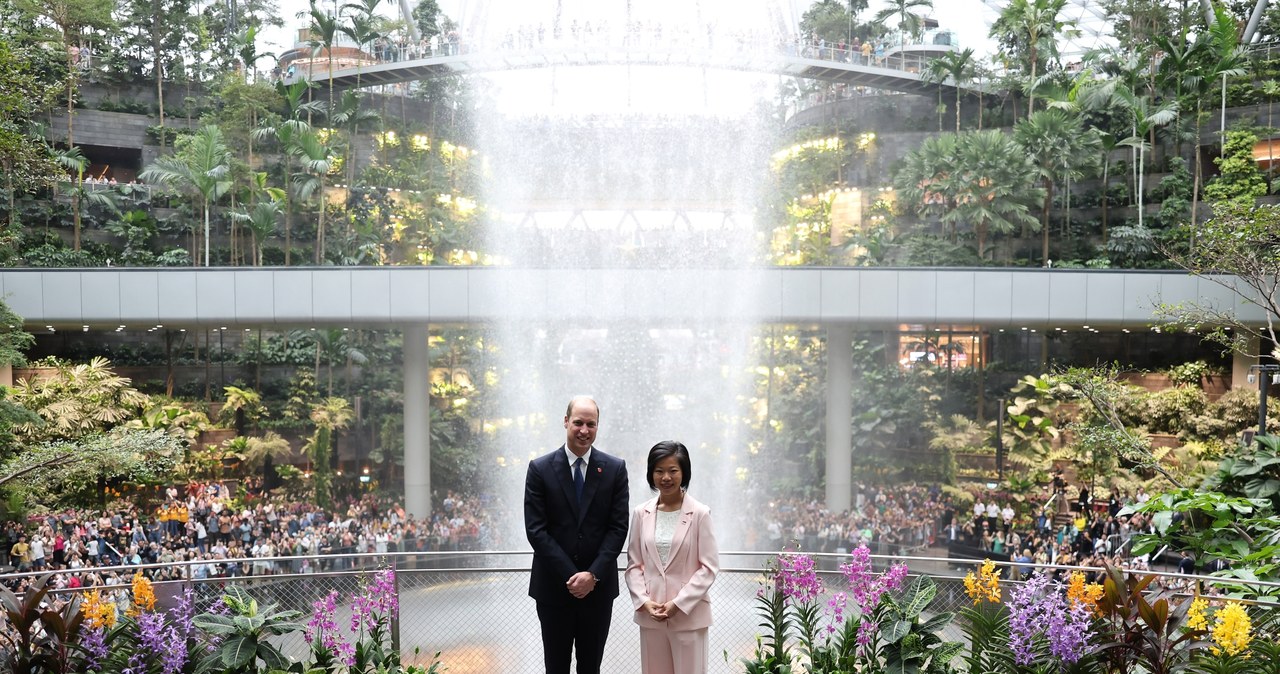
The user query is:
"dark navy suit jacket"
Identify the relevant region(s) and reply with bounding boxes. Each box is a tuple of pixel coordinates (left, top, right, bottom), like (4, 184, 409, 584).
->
(524, 445, 630, 603)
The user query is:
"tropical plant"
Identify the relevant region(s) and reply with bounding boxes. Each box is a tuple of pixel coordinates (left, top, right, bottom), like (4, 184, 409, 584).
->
(254, 77, 323, 265)
(925, 48, 977, 133)
(229, 172, 285, 266)
(1094, 566, 1209, 674)
(191, 585, 303, 673)
(8, 356, 151, 441)
(0, 573, 85, 674)
(237, 431, 292, 488)
(1000, 374, 1069, 466)
(123, 401, 211, 443)
(1015, 108, 1100, 263)
(0, 429, 184, 507)
(308, 0, 340, 117)
(53, 146, 120, 252)
(138, 125, 233, 266)
(947, 129, 1044, 258)
(291, 127, 335, 264)
(219, 384, 266, 435)
(1204, 128, 1269, 204)
(873, 0, 933, 50)
(989, 0, 1078, 115)
(304, 396, 354, 508)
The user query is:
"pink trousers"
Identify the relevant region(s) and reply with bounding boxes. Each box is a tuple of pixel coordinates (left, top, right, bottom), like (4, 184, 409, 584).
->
(638, 626, 708, 674)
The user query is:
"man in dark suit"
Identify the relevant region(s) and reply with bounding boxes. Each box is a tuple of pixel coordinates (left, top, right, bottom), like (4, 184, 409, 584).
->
(525, 396, 630, 674)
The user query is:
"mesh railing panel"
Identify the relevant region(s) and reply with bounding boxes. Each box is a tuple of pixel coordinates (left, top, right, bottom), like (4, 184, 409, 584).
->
(20, 551, 1280, 674)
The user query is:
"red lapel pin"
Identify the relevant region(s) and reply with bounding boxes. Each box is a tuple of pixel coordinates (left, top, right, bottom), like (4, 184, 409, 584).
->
(596, 467, 602, 473)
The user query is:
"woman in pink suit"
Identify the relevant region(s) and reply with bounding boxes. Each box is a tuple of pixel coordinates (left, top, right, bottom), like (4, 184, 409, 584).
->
(625, 441, 720, 674)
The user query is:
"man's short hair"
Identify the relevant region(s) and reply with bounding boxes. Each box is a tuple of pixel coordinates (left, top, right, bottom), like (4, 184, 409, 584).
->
(565, 396, 599, 418)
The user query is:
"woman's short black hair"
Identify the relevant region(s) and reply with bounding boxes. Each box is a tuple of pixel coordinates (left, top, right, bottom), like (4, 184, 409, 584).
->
(646, 440, 691, 490)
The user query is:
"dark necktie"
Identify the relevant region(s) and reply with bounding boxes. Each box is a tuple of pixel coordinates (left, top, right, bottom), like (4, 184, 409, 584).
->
(574, 457, 585, 504)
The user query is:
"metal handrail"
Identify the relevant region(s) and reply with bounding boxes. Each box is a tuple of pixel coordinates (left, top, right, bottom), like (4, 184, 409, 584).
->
(9, 548, 1276, 592)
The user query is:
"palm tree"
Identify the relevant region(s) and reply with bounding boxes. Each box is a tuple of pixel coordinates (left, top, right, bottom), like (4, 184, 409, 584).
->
(236, 25, 277, 83)
(946, 130, 1044, 259)
(299, 327, 368, 393)
(308, 0, 340, 118)
(1186, 6, 1247, 234)
(231, 194, 285, 266)
(330, 90, 380, 195)
(895, 131, 1043, 259)
(1015, 109, 1100, 264)
(989, 0, 1077, 115)
(220, 385, 265, 436)
(873, 0, 933, 51)
(254, 79, 324, 266)
(305, 396, 354, 508)
(139, 125, 233, 267)
(1113, 91, 1179, 230)
(925, 48, 976, 132)
(239, 432, 292, 489)
(291, 128, 335, 264)
(52, 147, 119, 251)
(895, 132, 959, 239)
(341, 0, 382, 90)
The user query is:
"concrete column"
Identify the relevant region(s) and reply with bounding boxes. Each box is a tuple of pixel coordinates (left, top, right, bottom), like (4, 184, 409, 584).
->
(403, 324, 431, 521)
(826, 326, 854, 514)
(1232, 335, 1262, 389)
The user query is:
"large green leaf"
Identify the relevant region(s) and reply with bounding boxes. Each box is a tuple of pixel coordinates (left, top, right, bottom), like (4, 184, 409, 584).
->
(901, 575, 938, 618)
(220, 635, 256, 669)
(257, 643, 290, 671)
(193, 614, 238, 634)
(881, 619, 911, 644)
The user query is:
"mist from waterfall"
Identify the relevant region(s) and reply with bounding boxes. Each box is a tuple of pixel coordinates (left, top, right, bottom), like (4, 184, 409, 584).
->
(468, 0, 792, 546)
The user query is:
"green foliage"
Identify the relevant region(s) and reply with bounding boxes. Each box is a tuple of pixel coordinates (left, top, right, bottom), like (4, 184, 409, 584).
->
(1001, 374, 1069, 464)
(1204, 435, 1280, 515)
(0, 573, 84, 673)
(8, 356, 151, 442)
(1095, 566, 1209, 673)
(877, 575, 962, 674)
(800, 0, 869, 43)
(220, 385, 266, 431)
(957, 601, 1015, 674)
(848, 339, 940, 480)
(0, 429, 184, 508)
(1204, 129, 1268, 204)
(0, 300, 34, 366)
(1157, 202, 1280, 354)
(894, 130, 1044, 259)
(192, 585, 303, 674)
(1165, 359, 1213, 387)
(1186, 386, 1280, 440)
(0, 37, 62, 200)
(1144, 386, 1208, 435)
(925, 414, 983, 484)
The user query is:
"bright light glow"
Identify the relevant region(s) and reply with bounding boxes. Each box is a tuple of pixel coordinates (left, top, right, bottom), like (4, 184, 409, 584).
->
(771, 137, 841, 167)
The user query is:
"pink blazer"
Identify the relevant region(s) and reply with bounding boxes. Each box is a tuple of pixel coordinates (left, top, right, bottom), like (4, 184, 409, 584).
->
(624, 494, 720, 631)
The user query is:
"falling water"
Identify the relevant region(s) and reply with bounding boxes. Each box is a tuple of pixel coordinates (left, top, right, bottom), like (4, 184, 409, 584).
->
(466, 0, 797, 544)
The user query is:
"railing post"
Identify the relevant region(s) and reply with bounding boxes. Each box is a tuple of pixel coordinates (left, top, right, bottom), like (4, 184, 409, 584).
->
(391, 555, 402, 657)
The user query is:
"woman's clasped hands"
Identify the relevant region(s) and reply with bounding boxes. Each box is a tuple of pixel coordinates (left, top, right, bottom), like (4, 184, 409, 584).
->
(642, 599, 679, 622)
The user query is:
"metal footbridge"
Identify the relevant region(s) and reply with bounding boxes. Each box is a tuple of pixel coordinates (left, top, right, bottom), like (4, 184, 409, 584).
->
(298, 42, 972, 98)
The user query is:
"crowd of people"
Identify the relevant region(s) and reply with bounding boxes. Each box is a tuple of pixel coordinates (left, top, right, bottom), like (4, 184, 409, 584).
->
(0, 473, 1207, 596)
(938, 471, 1202, 588)
(748, 483, 950, 556)
(0, 484, 505, 593)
